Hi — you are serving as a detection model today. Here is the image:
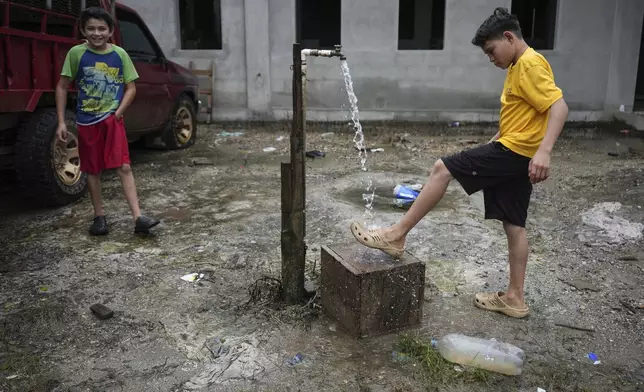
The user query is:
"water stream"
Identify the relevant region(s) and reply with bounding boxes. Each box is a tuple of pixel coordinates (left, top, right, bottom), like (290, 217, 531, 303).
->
(340, 60, 374, 220)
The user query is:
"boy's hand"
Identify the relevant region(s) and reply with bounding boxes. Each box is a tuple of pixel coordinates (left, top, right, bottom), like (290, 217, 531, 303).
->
(56, 123, 68, 143)
(529, 149, 550, 183)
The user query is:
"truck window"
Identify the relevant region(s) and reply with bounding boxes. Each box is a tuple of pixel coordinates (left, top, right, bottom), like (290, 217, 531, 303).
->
(115, 9, 161, 61)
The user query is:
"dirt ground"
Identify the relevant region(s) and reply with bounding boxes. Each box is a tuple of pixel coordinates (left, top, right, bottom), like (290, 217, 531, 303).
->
(0, 122, 643, 392)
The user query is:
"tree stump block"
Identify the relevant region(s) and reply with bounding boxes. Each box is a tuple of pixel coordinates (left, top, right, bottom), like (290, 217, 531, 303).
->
(320, 245, 425, 338)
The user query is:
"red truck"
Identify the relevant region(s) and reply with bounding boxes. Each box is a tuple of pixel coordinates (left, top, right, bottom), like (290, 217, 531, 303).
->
(0, 0, 200, 206)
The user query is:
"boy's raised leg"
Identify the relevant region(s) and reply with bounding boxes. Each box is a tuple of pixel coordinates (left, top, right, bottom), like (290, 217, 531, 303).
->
(116, 164, 159, 233)
(390, 159, 454, 241)
(88, 173, 108, 235)
(350, 159, 453, 255)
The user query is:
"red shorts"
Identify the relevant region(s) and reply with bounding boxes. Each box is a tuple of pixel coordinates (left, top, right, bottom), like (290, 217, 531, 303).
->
(78, 114, 131, 175)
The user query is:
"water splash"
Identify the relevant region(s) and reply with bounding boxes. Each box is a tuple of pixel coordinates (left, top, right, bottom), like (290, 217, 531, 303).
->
(341, 60, 374, 220)
(341, 60, 366, 171)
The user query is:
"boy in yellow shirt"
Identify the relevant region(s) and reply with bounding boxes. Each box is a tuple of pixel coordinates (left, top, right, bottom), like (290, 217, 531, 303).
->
(350, 7, 568, 318)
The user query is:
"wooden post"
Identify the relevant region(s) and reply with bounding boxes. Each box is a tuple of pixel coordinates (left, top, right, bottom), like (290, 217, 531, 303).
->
(281, 162, 294, 298)
(281, 43, 306, 304)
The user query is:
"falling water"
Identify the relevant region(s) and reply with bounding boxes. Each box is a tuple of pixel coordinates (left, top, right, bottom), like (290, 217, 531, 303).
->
(341, 60, 374, 220)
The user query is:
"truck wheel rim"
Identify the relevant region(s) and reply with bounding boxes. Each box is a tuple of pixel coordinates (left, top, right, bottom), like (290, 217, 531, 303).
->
(52, 132, 81, 186)
(174, 107, 193, 144)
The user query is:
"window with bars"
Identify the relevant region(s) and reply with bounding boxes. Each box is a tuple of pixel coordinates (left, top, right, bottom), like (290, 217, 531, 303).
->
(398, 0, 446, 50)
(511, 0, 557, 50)
(178, 0, 223, 50)
(296, 0, 341, 50)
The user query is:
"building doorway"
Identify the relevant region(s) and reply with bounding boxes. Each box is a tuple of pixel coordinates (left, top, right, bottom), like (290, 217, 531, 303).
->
(633, 13, 644, 111)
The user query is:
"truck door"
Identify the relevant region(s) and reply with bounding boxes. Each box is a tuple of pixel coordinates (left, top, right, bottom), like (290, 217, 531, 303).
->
(114, 7, 172, 133)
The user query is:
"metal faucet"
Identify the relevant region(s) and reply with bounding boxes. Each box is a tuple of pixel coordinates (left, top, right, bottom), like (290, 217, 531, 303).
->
(334, 45, 347, 60)
(301, 44, 346, 60)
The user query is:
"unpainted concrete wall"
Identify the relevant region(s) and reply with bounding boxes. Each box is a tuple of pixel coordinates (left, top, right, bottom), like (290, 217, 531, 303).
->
(119, 0, 644, 122)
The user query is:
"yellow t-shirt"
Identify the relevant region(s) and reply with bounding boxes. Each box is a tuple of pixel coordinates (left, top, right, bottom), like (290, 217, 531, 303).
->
(498, 47, 563, 158)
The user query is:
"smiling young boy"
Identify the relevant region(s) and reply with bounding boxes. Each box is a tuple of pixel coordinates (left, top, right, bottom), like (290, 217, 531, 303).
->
(350, 7, 569, 318)
(56, 7, 159, 236)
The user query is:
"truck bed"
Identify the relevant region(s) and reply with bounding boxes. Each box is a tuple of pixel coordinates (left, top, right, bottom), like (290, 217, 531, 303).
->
(0, 0, 105, 112)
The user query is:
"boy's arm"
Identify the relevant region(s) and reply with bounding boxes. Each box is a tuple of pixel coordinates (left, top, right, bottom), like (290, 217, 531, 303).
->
(530, 97, 568, 183)
(56, 77, 70, 125)
(57, 47, 77, 125)
(115, 49, 139, 119)
(115, 82, 136, 119)
(536, 98, 568, 155)
(517, 65, 568, 183)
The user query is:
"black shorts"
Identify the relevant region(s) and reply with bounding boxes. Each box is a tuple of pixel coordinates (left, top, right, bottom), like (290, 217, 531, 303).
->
(442, 141, 532, 227)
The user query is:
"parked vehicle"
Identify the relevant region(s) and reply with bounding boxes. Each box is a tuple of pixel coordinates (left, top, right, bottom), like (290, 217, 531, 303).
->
(0, 0, 200, 206)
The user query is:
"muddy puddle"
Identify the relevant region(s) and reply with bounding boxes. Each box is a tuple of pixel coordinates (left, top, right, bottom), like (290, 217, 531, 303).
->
(339, 185, 461, 212)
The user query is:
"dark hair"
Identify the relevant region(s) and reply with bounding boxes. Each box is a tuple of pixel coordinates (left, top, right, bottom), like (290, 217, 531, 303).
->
(80, 6, 114, 31)
(471, 7, 522, 47)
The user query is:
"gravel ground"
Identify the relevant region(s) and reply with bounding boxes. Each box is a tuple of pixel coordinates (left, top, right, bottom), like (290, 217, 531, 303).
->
(0, 122, 642, 392)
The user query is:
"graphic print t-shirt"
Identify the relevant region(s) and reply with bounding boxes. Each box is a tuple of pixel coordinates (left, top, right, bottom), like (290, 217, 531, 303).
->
(61, 44, 139, 125)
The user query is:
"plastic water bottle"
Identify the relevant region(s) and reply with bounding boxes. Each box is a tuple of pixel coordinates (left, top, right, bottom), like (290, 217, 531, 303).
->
(393, 185, 419, 200)
(431, 334, 525, 376)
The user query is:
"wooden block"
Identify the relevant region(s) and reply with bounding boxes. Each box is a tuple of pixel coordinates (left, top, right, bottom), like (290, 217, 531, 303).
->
(320, 245, 425, 338)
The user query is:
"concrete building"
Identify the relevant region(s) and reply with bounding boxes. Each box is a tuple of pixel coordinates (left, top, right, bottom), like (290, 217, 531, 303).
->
(120, 0, 644, 123)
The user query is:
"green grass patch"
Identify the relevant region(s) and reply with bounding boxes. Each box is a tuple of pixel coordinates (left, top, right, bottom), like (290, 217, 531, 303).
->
(393, 334, 503, 390)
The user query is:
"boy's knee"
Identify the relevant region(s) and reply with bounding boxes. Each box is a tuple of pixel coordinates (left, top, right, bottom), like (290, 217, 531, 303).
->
(117, 164, 132, 175)
(430, 159, 451, 180)
(503, 221, 526, 236)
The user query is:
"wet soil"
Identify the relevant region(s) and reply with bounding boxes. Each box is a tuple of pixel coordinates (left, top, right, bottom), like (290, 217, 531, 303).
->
(0, 122, 643, 392)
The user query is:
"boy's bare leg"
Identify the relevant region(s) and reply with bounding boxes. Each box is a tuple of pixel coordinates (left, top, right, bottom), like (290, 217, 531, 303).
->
(502, 221, 528, 308)
(87, 173, 104, 216)
(116, 164, 141, 221)
(379, 159, 454, 248)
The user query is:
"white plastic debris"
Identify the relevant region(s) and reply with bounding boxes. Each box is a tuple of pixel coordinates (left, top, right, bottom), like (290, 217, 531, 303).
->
(263, 147, 276, 152)
(537, 388, 546, 392)
(181, 273, 204, 282)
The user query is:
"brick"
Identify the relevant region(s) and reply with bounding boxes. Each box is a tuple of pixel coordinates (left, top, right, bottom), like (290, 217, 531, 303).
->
(320, 245, 425, 338)
(90, 303, 114, 320)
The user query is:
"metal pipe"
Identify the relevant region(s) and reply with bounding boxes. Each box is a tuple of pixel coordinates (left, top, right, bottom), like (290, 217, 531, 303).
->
(281, 43, 346, 303)
(301, 45, 346, 60)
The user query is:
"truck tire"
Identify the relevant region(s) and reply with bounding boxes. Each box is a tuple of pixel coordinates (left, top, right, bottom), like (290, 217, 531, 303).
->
(161, 94, 197, 149)
(14, 108, 88, 207)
